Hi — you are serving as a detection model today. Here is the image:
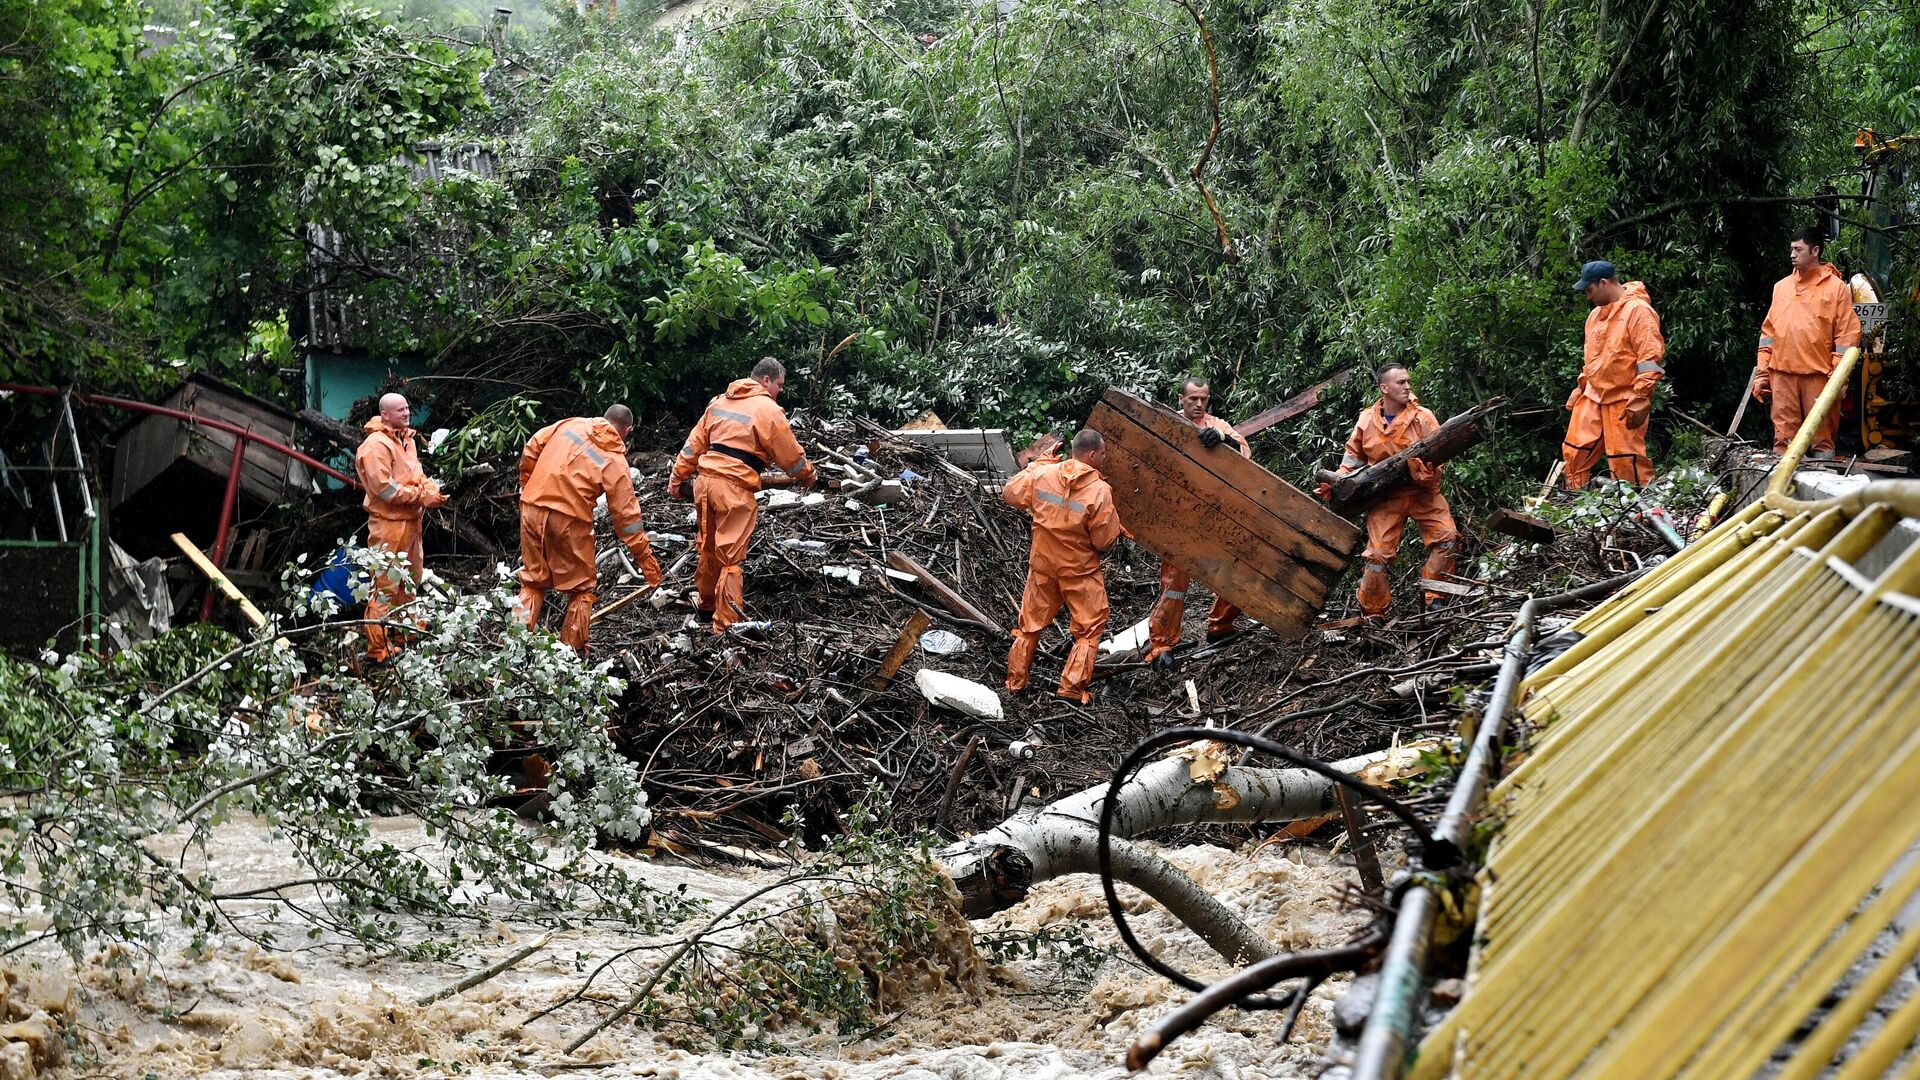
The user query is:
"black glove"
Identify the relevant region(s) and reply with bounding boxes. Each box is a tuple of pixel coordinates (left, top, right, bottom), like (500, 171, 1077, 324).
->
(1224, 432, 1243, 452)
(1197, 427, 1224, 449)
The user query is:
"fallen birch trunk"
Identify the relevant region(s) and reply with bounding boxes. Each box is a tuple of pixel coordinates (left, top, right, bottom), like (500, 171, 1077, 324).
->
(937, 742, 1431, 963)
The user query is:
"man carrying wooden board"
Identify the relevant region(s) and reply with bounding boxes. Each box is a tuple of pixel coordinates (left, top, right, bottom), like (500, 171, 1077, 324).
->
(1144, 377, 1248, 665)
(1318, 365, 1458, 616)
(1002, 429, 1128, 704)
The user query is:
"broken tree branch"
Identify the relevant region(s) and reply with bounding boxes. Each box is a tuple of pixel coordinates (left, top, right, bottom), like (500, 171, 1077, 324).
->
(1231, 368, 1356, 440)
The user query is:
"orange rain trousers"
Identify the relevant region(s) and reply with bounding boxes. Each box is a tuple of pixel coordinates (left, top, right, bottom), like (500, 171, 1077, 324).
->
(1767, 370, 1840, 454)
(1562, 397, 1654, 489)
(694, 476, 759, 633)
(1358, 491, 1458, 617)
(1145, 563, 1238, 660)
(1005, 569, 1109, 703)
(516, 505, 600, 655)
(364, 514, 425, 662)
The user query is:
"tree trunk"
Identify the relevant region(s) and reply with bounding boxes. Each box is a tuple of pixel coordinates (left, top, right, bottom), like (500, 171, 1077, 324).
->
(1317, 399, 1505, 516)
(937, 744, 1430, 964)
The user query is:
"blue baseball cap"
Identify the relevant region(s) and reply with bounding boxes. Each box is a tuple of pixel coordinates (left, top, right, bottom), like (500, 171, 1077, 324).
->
(1572, 260, 1616, 292)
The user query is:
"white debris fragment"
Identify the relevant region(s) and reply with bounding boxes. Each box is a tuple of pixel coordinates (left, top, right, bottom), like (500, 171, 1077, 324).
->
(918, 629, 966, 656)
(1100, 616, 1153, 655)
(915, 669, 1004, 719)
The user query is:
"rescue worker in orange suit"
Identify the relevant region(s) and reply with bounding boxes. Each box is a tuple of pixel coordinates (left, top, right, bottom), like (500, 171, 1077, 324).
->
(668, 358, 817, 633)
(1145, 377, 1247, 667)
(1749, 227, 1862, 458)
(1563, 260, 1665, 489)
(354, 392, 446, 664)
(1320, 365, 1458, 617)
(1003, 429, 1128, 704)
(516, 405, 663, 657)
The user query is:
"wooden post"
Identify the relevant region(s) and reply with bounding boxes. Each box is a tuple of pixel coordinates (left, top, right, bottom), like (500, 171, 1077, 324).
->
(1317, 399, 1505, 517)
(870, 610, 934, 689)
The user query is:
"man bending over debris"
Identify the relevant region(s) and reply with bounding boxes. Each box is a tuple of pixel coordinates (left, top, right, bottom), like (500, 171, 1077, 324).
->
(1321, 365, 1457, 617)
(669, 358, 817, 633)
(1563, 259, 1665, 488)
(1003, 428, 1128, 704)
(517, 405, 663, 656)
(355, 392, 446, 665)
(1145, 376, 1248, 666)
(1749, 226, 1861, 457)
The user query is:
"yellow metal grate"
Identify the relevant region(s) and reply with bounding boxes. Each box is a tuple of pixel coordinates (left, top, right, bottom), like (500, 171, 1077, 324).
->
(1411, 495, 1920, 1078)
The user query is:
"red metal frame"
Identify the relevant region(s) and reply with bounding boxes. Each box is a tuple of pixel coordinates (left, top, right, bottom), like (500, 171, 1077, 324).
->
(3, 382, 363, 623)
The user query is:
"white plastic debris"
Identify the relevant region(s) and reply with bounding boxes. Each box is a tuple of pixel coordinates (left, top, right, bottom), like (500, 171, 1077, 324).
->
(1100, 616, 1153, 655)
(802, 492, 828, 506)
(823, 565, 862, 587)
(778, 539, 829, 555)
(647, 531, 688, 545)
(427, 427, 452, 454)
(915, 669, 1004, 719)
(1008, 740, 1038, 760)
(918, 629, 967, 656)
(764, 489, 803, 508)
(648, 588, 676, 610)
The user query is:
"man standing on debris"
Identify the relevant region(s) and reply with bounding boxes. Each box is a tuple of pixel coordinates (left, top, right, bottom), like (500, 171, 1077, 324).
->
(1321, 365, 1457, 617)
(1749, 227, 1862, 457)
(1563, 260, 1665, 488)
(1145, 377, 1248, 666)
(1003, 428, 1127, 704)
(355, 392, 446, 664)
(516, 405, 664, 656)
(669, 358, 817, 633)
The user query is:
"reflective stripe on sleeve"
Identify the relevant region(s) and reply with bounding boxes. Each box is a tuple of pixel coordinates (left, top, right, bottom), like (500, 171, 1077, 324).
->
(1635, 360, 1663, 374)
(618, 520, 646, 537)
(709, 407, 753, 425)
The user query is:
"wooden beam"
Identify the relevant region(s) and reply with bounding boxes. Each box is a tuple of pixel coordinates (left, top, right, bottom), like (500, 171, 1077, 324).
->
(1230, 368, 1356, 439)
(870, 610, 934, 690)
(1487, 507, 1560, 545)
(171, 532, 267, 628)
(886, 551, 1005, 634)
(1317, 399, 1504, 516)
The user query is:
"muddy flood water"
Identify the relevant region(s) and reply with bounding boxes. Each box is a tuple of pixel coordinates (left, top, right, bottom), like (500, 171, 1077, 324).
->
(16, 816, 1374, 1079)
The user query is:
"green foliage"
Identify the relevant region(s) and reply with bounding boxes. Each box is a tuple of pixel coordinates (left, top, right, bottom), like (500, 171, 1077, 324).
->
(632, 793, 970, 1051)
(0, 548, 690, 962)
(438, 392, 543, 478)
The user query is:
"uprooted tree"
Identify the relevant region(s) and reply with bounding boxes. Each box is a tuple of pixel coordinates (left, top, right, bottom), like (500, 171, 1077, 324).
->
(0, 549, 691, 962)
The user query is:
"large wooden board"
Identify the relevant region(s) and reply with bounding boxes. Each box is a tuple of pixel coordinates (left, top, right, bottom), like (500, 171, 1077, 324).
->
(1090, 388, 1362, 638)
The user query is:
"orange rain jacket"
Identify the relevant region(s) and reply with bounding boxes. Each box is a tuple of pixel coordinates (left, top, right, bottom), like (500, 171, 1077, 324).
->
(1001, 457, 1126, 576)
(521, 416, 657, 562)
(357, 418, 443, 521)
(355, 417, 443, 661)
(1755, 263, 1862, 378)
(670, 379, 815, 493)
(1568, 281, 1666, 408)
(1336, 396, 1444, 488)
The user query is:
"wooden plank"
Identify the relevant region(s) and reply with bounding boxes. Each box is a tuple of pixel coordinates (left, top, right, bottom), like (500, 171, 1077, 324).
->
(1098, 441, 1329, 621)
(1097, 389, 1358, 565)
(869, 610, 933, 690)
(1089, 389, 1363, 637)
(1488, 508, 1559, 545)
(886, 551, 1005, 634)
(171, 532, 268, 628)
(1231, 368, 1356, 439)
(1094, 391, 1356, 570)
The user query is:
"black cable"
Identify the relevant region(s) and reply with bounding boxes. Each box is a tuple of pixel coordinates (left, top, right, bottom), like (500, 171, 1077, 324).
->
(1095, 726, 1453, 1008)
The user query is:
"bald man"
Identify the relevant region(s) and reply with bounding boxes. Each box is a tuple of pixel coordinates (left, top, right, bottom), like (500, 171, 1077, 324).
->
(517, 405, 663, 656)
(355, 392, 446, 663)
